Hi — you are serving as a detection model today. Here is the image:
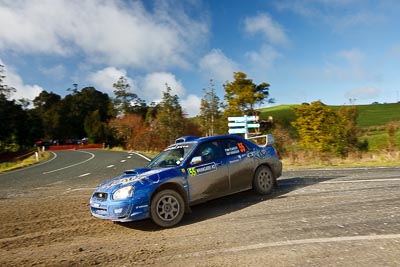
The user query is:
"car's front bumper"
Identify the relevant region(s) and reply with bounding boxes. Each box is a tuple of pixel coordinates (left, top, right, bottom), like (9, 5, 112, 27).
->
(90, 197, 150, 222)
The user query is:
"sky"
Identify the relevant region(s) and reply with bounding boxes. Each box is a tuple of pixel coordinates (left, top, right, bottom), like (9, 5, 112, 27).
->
(1, 0, 400, 117)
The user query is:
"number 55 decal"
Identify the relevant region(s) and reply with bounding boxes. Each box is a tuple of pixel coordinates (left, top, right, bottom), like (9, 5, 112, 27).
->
(188, 167, 197, 176)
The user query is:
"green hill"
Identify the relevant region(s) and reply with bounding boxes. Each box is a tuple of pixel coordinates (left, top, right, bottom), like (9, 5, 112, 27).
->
(352, 103, 400, 128)
(259, 102, 400, 129)
(258, 102, 400, 151)
(258, 104, 297, 129)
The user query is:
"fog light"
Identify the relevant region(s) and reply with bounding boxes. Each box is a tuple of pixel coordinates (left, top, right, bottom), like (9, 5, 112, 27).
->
(114, 208, 123, 214)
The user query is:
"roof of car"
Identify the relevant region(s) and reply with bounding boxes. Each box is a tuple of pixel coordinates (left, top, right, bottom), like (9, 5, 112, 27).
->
(175, 134, 246, 144)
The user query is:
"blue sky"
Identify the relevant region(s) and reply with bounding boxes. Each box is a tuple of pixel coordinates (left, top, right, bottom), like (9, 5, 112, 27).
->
(1, 0, 400, 116)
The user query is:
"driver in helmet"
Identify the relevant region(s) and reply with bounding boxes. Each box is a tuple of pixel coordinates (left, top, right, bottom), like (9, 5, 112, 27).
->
(201, 146, 214, 161)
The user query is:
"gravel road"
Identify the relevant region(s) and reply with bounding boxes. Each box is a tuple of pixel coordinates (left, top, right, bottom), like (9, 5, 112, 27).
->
(1, 150, 399, 266)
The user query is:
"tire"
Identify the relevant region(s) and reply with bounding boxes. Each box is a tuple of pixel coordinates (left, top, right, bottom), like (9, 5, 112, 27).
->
(253, 165, 275, 195)
(150, 189, 185, 228)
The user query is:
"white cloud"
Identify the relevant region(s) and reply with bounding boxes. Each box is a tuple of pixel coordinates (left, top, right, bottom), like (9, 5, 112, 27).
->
(181, 94, 201, 117)
(337, 49, 364, 64)
(0, 0, 70, 55)
(243, 13, 289, 45)
(0, 0, 209, 69)
(275, 0, 384, 32)
(323, 48, 378, 82)
(1, 63, 43, 101)
(199, 49, 239, 83)
(141, 72, 185, 102)
(39, 64, 66, 81)
(86, 67, 135, 94)
(87, 69, 191, 111)
(345, 87, 380, 100)
(245, 45, 281, 72)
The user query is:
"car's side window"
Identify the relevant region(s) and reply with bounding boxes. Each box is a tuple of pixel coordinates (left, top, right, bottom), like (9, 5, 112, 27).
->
(192, 141, 223, 163)
(221, 139, 250, 156)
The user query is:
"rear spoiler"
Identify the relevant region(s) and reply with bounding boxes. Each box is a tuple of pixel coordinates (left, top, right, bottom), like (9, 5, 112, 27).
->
(246, 134, 275, 147)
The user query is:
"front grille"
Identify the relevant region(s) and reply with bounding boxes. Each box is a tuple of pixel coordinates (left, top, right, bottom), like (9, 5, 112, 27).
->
(94, 192, 108, 200)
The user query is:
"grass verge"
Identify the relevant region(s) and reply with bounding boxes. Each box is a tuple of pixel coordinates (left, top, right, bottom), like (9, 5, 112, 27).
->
(283, 151, 400, 170)
(0, 151, 52, 173)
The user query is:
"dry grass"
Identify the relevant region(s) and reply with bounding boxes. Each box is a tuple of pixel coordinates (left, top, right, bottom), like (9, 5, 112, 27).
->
(283, 150, 400, 170)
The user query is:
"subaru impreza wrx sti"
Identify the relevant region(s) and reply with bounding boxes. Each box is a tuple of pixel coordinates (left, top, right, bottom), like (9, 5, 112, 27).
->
(90, 134, 282, 227)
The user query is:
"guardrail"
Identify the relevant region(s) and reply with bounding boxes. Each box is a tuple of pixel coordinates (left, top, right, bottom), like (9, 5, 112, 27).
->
(0, 149, 37, 162)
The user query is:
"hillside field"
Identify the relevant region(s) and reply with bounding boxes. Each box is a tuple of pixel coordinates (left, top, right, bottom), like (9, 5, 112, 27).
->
(258, 102, 400, 151)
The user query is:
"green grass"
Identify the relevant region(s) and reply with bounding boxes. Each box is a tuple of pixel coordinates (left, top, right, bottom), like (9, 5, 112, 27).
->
(259, 102, 400, 129)
(361, 129, 400, 151)
(0, 151, 52, 173)
(259, 102, 400, 152)
(258, 104, 297, 129)
(356, 103, 400, 128)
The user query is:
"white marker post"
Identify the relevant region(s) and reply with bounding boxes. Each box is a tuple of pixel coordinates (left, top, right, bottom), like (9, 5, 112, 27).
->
(228, 115, 259, 139)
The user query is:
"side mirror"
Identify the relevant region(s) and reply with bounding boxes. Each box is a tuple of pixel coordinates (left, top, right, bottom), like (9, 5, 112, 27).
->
(190, 156, 202, 165)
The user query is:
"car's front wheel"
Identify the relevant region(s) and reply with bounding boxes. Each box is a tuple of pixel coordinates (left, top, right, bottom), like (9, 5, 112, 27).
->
(150, 189, 185, 228)
(253, 165, 275, 195)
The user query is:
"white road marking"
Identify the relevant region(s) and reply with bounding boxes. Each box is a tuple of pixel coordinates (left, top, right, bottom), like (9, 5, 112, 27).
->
(79, 173, 91, 177)
(281, 177, 400, 186)
(107, 165, 115, 168)
(322, 178, 400, 184)
(63, 187, 95, 193)
(43, 150, 95, 174)
(120, 159, 126, 163)
(131, 151, 152, 161)
(176, 234, 400, 258)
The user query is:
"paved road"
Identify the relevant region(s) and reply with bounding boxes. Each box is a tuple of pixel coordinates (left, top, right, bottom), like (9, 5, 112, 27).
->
(0, 149, 150, 196)
(0, 150, 399, 266)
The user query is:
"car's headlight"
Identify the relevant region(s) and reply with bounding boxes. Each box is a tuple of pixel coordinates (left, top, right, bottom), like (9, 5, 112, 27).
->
(113, 185, 134, 200)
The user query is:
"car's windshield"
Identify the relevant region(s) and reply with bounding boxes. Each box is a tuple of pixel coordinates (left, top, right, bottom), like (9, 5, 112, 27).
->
(147, 143, 195, 168)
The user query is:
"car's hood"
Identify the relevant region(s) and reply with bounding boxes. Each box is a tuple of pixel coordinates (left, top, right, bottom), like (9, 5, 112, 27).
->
(96, 167, 177, 192)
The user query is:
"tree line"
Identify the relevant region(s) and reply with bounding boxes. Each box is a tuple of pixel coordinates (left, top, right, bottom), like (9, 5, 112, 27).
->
(1, 64, 273, 153)
(1, 63, 370, 158)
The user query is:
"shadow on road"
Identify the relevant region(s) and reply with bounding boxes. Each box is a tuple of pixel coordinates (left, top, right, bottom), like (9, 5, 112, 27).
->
(118, 174, 343, 231)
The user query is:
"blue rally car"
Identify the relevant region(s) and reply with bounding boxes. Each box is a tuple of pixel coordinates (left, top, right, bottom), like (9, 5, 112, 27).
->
(90, 134, 282, 227)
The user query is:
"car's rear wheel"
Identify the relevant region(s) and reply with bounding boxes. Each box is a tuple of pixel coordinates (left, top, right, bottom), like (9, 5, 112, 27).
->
(150, 189, 185, 228)
(253, 165, 275, 195)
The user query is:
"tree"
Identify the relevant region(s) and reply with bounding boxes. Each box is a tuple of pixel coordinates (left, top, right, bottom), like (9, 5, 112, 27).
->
(32, 91, 62, 139)
(386, 122, 399, 150)
(0, 64, 34, 152)
(0, 94, 29, 151)
(155, 85, 185, 147)
(113, 76, 147, 117)
(84, 110, 109, 144)
(33, 91, 61, 114)
(109, 114, 145, 150)
(338, 105, 363, 152)
(60, 86, 113, 140)
(0, 64, 16, 98)
(199, 80, 225, 136)
(224, 72, 274, 117)
(32, 86, 114, 142)
(291, 101, 347, 156)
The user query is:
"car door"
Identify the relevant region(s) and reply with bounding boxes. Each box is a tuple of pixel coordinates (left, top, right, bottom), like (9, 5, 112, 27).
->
(221, 138, 255, 193)
(186, 140, 229, 204)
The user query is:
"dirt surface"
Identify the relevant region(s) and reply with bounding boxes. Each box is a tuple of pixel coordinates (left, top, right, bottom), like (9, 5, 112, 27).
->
(1, 151, 400, 266)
